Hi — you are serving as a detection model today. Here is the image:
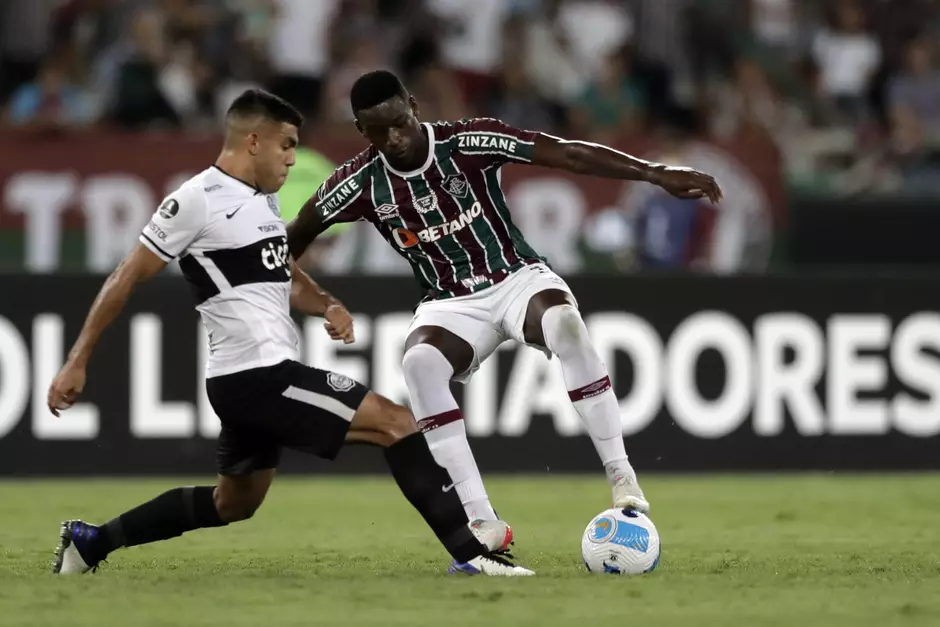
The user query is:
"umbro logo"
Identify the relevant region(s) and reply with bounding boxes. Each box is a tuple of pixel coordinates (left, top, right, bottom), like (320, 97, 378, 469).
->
(375, 203, 400, 221)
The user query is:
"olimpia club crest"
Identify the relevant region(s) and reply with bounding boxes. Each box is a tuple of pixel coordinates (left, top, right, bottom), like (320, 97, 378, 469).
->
(266, 195, 281, 218)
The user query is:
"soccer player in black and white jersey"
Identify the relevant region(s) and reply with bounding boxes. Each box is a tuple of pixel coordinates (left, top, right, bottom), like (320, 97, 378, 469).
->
(46, 90, 532, 577)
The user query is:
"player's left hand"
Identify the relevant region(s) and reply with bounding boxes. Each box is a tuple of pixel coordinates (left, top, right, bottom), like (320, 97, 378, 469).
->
(649, 166, 723, 204)
(324, 303, 355, 344)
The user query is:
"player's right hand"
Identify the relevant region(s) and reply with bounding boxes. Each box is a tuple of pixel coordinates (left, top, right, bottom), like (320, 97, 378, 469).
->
(649, 166, 723, 204)
(324, 303, 355, 344)
(47, 363, 87, 417)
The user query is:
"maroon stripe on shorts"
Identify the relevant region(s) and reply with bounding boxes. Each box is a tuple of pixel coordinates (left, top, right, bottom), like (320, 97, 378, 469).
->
(569, 376, 612, 402)
(417, 409, 464, 433)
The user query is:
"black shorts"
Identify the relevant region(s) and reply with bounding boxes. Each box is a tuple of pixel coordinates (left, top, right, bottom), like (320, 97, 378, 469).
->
(206, 360, 369, 476)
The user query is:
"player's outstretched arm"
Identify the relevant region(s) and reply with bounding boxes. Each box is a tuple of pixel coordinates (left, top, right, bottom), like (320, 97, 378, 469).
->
(289, 263, 355, 344)
(47, 244, 167, 415)
(530, 133, 723, 204)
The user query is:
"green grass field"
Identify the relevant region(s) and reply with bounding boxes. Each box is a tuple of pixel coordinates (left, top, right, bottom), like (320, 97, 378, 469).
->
(2, 474, 939, 627)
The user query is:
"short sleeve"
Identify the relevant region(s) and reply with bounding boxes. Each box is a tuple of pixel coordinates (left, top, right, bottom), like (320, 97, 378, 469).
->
(453, 117, 539, 165)
(139, 187, 207, 262)
(313, 155, 374, 224)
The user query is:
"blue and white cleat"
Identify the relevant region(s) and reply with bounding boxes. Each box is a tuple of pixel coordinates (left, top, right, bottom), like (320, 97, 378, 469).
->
(52, 520, 104, 575)
(449, 553, 535, 576)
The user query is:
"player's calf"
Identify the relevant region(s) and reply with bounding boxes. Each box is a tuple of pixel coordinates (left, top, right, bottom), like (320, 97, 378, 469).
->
(346, 392, 533, 574)
(52, 485, 236, 574)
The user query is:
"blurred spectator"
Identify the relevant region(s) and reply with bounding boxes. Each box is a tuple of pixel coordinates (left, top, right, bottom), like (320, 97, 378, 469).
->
(424, 0, 509, 100)
(556, 0, 634, 78)
(888, 35, 940, 155)
(519, 0, 589, 108)
(3, 46, 97, 130)
(485, 18, 556, 132)
(629, 0, 696, 115)
(709, 56, 807, 144)
(811, 0, 881, 123)
(0, 0, 58, 105)
(323, 37, 387, 125)
(570, 47, 646, 142)
(748, 0, 804, 62)
(266, 0, 338, 120)
(105, 7, 182, 130)
(887, 34, 940, 194)
(870, 0, 940, 73)
(51, 0, 125, 71)
(399, 34, 468, 122)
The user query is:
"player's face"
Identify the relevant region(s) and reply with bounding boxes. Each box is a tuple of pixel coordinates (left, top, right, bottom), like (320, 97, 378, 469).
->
(253, 122, 298, 194)
(355, 96, 424, 169)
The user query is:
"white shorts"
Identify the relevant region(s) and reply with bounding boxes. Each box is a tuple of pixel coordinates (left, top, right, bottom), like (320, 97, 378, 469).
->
(406, 263, 577, 383)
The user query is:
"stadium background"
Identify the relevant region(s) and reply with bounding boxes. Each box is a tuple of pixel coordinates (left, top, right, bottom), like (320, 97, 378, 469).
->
(1, 2, 940, 626)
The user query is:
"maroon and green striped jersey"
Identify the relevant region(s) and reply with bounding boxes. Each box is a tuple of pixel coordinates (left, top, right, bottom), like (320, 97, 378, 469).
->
(313, 118, 547, 300)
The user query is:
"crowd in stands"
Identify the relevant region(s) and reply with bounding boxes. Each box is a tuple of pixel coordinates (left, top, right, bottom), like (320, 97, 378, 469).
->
(1, 0, 938, 194)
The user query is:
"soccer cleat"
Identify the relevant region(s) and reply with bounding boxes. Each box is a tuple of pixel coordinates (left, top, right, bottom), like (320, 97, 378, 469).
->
(52, 520, 104, 575)
(611, 471, 650, 514)
(449, 551, 535, 577)
(469, 518, 513, 552)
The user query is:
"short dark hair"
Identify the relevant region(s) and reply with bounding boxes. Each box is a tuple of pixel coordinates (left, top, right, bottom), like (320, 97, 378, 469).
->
(226, 89, 304, 128)
(350, 70, 408, 115)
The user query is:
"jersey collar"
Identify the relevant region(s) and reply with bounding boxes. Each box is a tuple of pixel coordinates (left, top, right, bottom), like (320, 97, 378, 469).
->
(379, 123, 435, 178)
(212, 165, 262, 195)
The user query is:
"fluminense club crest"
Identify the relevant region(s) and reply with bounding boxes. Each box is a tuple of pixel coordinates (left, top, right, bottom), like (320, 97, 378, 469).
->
(442, 173, 469, 199)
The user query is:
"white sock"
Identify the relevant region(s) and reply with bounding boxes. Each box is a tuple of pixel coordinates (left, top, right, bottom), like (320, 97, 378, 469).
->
(541, 304, 633, 483)
(401, 344, 498, 521)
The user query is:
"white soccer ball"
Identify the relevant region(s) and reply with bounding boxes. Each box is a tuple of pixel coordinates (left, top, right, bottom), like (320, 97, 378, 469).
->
(581, 508, 661, 575)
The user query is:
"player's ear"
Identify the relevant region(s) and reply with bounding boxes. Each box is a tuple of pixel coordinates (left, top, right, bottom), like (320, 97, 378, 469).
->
(247, 132, 261, 156)
(354, 119, 366, 138)
(409, 95, 419, 118)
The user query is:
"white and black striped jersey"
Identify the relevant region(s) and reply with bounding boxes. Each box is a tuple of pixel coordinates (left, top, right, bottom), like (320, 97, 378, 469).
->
(139, 166, 298, 378)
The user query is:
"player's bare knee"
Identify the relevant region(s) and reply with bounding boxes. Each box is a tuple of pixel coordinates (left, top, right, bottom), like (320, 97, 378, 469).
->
(350, 393, 418, 446)
(213, 487, 263, 523)
(381, 401, 419, 444)
(215, 496, 261, 523)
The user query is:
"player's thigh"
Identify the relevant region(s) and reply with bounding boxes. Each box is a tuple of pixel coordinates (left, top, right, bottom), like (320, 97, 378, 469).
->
(499, 264, 578, 349)
(215, 421, 282, 478)
(405, 302, 503, 383)
(209, 372, 284, 477)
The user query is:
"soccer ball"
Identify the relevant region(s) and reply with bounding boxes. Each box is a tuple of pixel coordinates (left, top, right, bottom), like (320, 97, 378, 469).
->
(581, 508, 661, 575)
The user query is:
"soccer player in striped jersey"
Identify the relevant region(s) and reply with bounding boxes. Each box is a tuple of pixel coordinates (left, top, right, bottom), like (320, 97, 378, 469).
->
(287, 71, 722, 572)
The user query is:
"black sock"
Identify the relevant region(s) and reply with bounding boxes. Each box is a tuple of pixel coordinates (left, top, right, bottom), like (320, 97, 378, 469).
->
(88, 486, 227, 562)
(384, 432, 486, 563)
